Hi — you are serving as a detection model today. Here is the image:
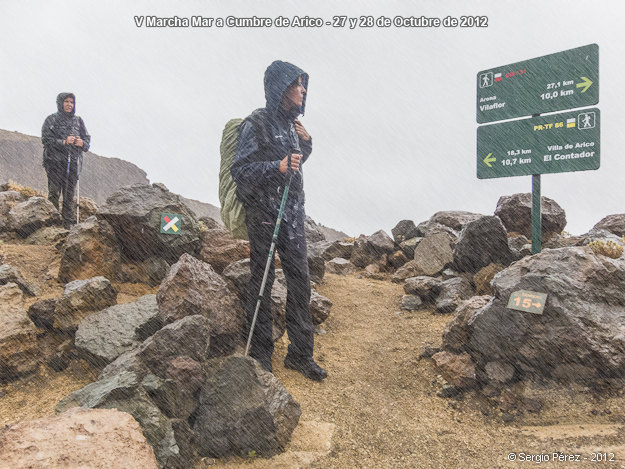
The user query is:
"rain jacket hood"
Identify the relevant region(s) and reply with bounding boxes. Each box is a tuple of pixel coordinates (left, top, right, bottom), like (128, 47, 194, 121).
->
(56, 92, 76, 117)
(264, 61, 308, 118)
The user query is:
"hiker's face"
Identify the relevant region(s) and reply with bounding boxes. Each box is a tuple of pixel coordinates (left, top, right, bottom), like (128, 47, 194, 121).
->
(63, 97, 74, 113)
(283, 77, 306, 109)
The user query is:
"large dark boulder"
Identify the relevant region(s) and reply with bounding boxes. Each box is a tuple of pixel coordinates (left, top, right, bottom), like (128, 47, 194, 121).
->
(494, 193, 566, 238)
(8, 196, 61, 237)
(75, 295, 162, 367)
(0, 283, 40, 382)
(467, 247, 625, 384)
(435, 277, 474, 314)
(54, 276, 118, 332)
(138, 315, 210, 378)
(417, 211, 485, 241)
(442, 295, 492, 353)
(308, 239, 354, 261)
(453, 216, 516, 274)
(194, 355, 301, 458)
(56, 374, 182, 469)
(58, 216, 121, 283)
(393, 233, 453, 281)
(404, 276, 443, 303)
(97, 183, 200, 263)
(304, 216, 326, 244)
(592, 214, 625, 237)
(350, 231, 394, 268)
(157, 254, 244, 355)
(307, 249, 326, 284)
(391, 219, 419, 243)
(0, 190, 27, 232)
(198, 228, 249, 274)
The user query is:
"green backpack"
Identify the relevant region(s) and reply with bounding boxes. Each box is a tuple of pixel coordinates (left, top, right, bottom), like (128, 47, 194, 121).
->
(218, 110, 270, 240)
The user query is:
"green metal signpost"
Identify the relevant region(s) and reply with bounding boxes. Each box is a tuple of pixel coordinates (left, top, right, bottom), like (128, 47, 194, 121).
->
(476, 44, 600, 254)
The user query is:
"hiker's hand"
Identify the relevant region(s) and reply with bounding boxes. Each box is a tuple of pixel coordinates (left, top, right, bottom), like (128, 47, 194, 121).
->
(279, 154, 301, 173)
(65, 135, 76, 145)
(74, 137, 84, 147)
(294, 120, 310, 141)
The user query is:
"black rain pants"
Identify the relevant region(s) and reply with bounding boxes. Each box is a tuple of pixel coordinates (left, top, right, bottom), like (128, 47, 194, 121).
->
(244, 202, 314, 363)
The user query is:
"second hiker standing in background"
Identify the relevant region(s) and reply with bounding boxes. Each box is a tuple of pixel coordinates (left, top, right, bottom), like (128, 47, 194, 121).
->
(41, 92, 90, 229)
(231, 60, 327, 381)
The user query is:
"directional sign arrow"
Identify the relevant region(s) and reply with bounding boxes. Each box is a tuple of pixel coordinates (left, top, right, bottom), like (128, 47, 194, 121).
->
(483, 153, 496, 168)
(576, 76, 593, 93)
(532, 302, 542, 308)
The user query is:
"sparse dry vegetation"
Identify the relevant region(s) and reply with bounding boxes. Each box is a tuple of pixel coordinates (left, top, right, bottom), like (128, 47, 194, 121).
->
(198, 220, 209, 233)
(588, 240, 624, 259)
(6, 180, 45, 198)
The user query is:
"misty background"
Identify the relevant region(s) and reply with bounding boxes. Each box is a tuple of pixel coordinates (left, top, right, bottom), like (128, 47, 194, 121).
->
(1, 0, 623, 236)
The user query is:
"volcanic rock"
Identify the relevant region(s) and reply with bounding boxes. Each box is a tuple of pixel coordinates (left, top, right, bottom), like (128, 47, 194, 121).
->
(199, 228, 249, 274)
(0, 264, 41, 296)
(157, 254, 243, 355)
(58, 216, 121, 283)
(403, 276, 443, 302)
(97, 183, 200, 262)
(453, 216, 516, 274)
(435, 277, 474, 314)
(75, 294, 162, 367)
(54, 276, 118, 331)
(432, 351, 477, 388)
(194, 355, 301, 457)
(468, 247, 625, 384)
(494, 193, 566, 239)
(592, 214, 625, 237)
(442, 295, 492, 353)
(8, 196, 61, 237)
(310, 290, 332, 324)
(0, 407, 158, 469)
(326, 257, 356, 275)
(0, 283, 40, 381)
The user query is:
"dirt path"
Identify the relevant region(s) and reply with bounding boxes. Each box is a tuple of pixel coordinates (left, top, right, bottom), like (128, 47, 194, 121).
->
(210, 274, 625, 469)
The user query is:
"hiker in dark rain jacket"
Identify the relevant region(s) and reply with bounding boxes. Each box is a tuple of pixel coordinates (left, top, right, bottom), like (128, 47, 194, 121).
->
(41, 92, 90, 228)
(231, 60, 326, 381)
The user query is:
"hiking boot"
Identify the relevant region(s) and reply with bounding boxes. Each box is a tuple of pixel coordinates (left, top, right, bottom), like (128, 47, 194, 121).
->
(284, 354, 327, 381)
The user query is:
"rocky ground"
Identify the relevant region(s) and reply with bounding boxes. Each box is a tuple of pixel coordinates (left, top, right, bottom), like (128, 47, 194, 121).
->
(2, 241, 625, 468)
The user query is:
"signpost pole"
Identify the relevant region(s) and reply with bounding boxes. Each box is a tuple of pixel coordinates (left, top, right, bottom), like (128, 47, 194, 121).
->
(531, 174, 542, 254)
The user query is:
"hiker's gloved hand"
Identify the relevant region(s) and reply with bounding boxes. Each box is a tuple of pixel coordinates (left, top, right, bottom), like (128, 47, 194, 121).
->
(74, 137, 84, 147)
(65, 135, 76, 145)
(279, 153, 301, 173)
(294, 120, 310, 141)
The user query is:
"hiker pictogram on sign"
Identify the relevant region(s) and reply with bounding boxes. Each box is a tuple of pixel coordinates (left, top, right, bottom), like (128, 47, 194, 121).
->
(160, 212, 182, 235)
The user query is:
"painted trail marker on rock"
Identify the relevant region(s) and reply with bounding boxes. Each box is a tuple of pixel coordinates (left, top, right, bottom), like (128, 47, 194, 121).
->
(160, 213, 182, 235)
(476, 44, 600, 254)
(477, 44, 598, 124)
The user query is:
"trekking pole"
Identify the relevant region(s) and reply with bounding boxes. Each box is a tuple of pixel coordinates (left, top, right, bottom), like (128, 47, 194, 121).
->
(76, 156, 82, 223)
(245, 150, 299, 357)
(65, 153, 71, 217)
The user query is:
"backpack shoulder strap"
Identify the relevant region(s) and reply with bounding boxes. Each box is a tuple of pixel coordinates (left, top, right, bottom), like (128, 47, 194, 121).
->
(244, 108, 272, 147)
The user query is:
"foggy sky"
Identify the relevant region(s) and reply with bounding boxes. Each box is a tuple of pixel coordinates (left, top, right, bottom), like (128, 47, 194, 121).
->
(1, 0, 624, 236)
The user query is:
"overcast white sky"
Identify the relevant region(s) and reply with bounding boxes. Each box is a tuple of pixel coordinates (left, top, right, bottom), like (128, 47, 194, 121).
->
(1, 0, 624, 237)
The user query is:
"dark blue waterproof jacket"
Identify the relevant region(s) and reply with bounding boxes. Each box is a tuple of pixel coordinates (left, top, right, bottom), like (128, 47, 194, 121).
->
(41, 92, 91, 167)
(231, 61, 312, 226)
